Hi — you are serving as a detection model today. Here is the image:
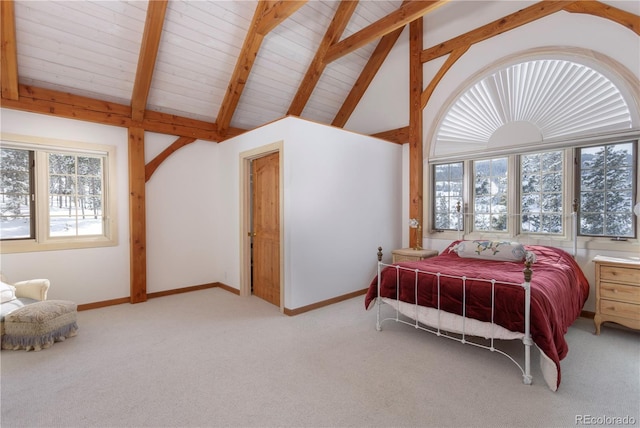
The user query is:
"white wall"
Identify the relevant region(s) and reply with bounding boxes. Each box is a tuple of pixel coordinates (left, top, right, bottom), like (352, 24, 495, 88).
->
(145, 136, 220, 293)
(346, 26, 410, 136)
(1, 113, 402, 310)
(214, 117, 403, 310)
(0, 109, 131, 303)
(284, 118, 402, 309)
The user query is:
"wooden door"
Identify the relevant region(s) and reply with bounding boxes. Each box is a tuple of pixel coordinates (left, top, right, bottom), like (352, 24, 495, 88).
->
(252, 152, 280, 306)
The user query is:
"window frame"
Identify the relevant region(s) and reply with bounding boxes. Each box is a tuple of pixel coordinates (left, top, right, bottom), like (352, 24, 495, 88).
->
(471, 156, 510, 234)
(1, 133, 117, 253)
(575, 141, 637, 239)
(427, 139, 638, 250)
(431, 161, 464, 232)
(518, 149, 566, 237)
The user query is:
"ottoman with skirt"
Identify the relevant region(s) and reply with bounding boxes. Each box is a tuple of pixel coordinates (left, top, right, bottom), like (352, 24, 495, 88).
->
(1, 300, 78, 351)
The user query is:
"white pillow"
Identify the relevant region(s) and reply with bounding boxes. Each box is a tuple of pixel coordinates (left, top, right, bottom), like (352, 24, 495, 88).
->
(451, 240, 526, 262)
(1, 281, 16, 303)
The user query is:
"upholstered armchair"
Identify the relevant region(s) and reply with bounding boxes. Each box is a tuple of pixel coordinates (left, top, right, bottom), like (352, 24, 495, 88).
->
(1, 274, 50, 336)
(7, 278, 49, 301)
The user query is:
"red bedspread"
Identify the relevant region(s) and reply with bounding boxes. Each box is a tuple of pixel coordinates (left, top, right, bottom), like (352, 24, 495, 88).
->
(365, 242, 589, 390)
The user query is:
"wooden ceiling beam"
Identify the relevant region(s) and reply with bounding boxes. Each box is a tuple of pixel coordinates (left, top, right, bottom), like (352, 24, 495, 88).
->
(421, 1, 571, 62)
(0, 0, 19, 100)
(145, 136, 197, 182)
(5, 85, 132, 124)
(324, 0, 448, 64)
(1, 84, 245, 142)
(421, 46, 468, 109)
(288, 0, 358, 117)
(332, 25, 404, 128)
(215, 31, 265, 136)
(257, 1, 307, 35)
(131, 0, 168, 122)
(217, 0, 305, 136)
(563, 1, 639, 35)
(371, 126, 409, 144)
(144, 110, 245, 141)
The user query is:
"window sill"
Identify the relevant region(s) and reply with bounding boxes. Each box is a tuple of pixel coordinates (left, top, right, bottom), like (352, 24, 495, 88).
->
(1, 236, 118, 254)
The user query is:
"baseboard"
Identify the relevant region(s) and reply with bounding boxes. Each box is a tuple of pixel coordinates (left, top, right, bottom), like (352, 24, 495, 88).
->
(77, 282, 233, 311)
(283, 288, 368, 316)
(147, 282, 218, 299)
(77, 297, 130, 311)
(215, 282, 240, 295)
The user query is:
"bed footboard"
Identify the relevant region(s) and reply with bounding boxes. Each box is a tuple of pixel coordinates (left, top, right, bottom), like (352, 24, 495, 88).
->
(375, 246, 533, 386)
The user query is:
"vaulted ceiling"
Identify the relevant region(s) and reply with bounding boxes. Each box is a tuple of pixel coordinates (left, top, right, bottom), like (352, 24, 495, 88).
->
(1, 1, 638, 144)
(1, 0, 450, 142)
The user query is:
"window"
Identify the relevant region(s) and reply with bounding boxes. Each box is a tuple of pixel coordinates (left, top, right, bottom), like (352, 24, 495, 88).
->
(577, 142, 636, 238)
(430, 141, 638, 243)
(433, 162, 463, 231)
(473, 157, 508, 232)
(520, 151, 563, 234)
(429, 55, 638, 244)
(0, 135, 116, 253)
(48, 153, 104, 237)
(0, 148, 34, 239)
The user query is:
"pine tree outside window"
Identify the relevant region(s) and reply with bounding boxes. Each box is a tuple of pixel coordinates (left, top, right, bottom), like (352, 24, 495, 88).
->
(48, 153, 104, 238)
(0, 136, 116, 253)
(433, 162, 463, 231)
(520, 151, 563, 234)
(578, 142, 636, 238)
(0, 148, 35, 239)
(473, 157, 508, 232)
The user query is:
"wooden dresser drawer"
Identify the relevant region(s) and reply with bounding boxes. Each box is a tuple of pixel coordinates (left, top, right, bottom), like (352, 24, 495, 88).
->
(600, 299, 640, 321)
(600, 281, 640, 304)
(600, 266, 640, 285)
(594, 256, 640, 334)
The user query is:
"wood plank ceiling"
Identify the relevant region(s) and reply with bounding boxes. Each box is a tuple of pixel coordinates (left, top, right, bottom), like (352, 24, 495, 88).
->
(1, 0, 451, 142)
(2, 1, 639, 144)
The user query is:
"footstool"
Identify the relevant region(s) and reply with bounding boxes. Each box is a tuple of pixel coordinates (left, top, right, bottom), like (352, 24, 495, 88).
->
(1, 300, 78, 351)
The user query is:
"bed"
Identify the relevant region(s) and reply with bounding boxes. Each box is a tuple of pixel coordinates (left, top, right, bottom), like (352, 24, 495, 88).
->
(364, 240, 589, 391)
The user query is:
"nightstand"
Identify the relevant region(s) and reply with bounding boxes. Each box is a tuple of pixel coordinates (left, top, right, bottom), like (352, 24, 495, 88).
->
(593, 255, 640, 335)
(391, 248, 439, 263)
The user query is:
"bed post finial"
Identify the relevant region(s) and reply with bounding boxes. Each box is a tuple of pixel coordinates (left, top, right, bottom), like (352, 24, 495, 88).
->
(523, 260, 533, 283)
(377, 247, 383, 262)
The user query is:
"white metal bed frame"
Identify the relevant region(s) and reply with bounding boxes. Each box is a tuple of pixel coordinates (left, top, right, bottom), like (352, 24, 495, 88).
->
(372, 203, 579, 387)
(374, 247, 534, 385)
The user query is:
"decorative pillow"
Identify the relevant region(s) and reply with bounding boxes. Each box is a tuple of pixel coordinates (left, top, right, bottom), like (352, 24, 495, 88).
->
(450, 240, 526, 262)
(1, 281, 16, 303)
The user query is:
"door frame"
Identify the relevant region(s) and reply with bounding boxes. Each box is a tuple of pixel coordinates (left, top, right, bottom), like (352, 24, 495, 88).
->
(239, 141, 284, 311)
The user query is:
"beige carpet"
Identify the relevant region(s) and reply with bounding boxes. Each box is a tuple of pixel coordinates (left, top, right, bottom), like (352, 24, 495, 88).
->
(1, 287, 639, 428)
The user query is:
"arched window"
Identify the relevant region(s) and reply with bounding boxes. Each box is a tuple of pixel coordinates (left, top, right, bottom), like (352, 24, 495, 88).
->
(432, 57, 636, 158)
(429, 53, 639, 242)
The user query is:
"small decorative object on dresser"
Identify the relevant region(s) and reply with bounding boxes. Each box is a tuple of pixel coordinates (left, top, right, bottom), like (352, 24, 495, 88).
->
(391, 248, 438, 263)
(593, 255, 640, 335)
